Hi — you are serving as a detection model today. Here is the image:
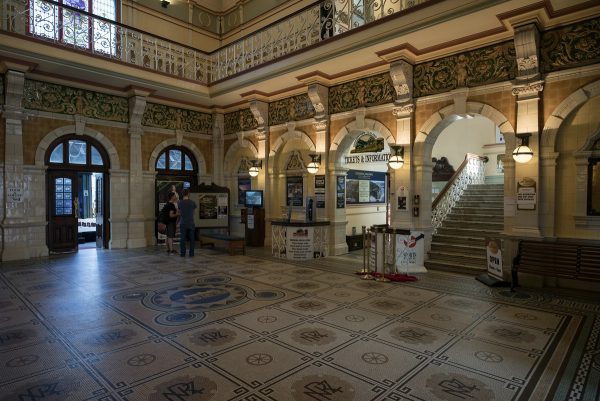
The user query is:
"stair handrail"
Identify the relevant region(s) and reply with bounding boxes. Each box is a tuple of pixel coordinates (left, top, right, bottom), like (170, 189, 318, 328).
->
(432, 153, 488, 233)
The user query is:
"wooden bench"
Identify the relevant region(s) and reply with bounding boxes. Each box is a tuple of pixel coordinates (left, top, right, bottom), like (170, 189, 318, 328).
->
(513, 240, 600, 285)
(198, 233, 245, 255)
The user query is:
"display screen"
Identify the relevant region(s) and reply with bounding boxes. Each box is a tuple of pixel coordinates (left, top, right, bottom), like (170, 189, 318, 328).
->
(245, 190, 263, 207)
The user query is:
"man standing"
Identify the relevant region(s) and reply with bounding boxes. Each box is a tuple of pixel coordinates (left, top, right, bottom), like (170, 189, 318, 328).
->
(178, 188, 197, 257)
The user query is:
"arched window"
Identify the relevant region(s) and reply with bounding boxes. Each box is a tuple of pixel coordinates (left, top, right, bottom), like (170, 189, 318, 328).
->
(45, 135, 109, 169)
(155, 146, 197, 174)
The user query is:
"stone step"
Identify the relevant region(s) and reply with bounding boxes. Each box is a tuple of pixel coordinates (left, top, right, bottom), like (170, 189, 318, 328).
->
(462, 189, 504, 195)
(432, 233, 488, 246)
(424, 259, 487, 276)
(430, 241, 487, 255)
(427, 250, 486, 265)
(451, 207, 503, 215)
(445, 214, 504, 223)
(455, 200, 504, 207)
(457, 195, 503, 202)
(436, 227, 502, 238)
(443, 220, 503, 230)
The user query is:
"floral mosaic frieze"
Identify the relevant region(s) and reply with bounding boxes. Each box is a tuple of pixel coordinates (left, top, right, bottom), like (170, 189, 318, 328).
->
(142, 103, 212, 134)
(23, 80, 129, 122)
(414, 42, 516, 97)
(268, 94, 315, 125)
(329, 73, 395, 114)
(224, 108, 258, 135)
(541, 17, 600, 73)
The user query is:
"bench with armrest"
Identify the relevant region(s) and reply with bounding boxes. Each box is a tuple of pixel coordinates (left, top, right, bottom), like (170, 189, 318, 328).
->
(198, 233, 245, 255)
(512, 239, 600, 287)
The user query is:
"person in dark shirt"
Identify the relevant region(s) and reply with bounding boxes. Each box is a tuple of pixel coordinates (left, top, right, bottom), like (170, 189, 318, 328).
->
(178, 188, 197, 257)
(165, 191, 179, 254)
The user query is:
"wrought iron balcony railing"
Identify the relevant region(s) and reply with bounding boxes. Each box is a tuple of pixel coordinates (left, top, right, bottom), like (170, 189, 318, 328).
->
(1, 0, 430, 84)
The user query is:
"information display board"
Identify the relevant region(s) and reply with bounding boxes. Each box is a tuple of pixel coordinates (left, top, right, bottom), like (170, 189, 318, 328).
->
(346, 170, 386, 204)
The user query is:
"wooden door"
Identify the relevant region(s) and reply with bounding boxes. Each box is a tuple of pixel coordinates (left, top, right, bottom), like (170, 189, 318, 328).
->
(48, 171, 78, 252)
(95, 174, 104, 248)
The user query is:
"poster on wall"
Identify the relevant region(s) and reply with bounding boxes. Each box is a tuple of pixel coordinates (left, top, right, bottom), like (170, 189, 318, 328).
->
(190, 192, 229, 228)
(315, 175, 325, 208)
(517, 177, 536, 210)
(286, 226, 314, 260)
(287, 176, 304, 206)
(336, 176, 345, 209)
(485, 237, 503, 280)
(346, 170, 386, 204)
(238, 177, 251, 205)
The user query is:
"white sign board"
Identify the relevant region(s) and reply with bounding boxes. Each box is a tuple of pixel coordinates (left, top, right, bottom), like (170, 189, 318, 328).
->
(395, 231, 426, 273)
(485, 237, 503, 280)
(286, 226, 314, 260)
(7, 187, 23, 203)
(517, 178, 536, 210)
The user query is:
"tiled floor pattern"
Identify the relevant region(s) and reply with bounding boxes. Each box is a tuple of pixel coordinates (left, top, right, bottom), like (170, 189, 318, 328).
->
(0, 247, 599, 401)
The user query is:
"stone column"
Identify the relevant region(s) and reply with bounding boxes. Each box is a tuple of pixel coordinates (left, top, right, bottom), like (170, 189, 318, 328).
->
(249, 100, 270, 245)
(390, 104, 414, 228)
(126, 95, 147, 248)
(328, 167, 348, 255)
(1, 69, 41, 261)
(413, 158, 434, 251)
(212, 113, 224, 185)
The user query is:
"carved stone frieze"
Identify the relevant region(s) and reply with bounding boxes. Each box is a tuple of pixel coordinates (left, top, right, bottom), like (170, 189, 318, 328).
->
(329, 73, 395, 114)
(389, 60, 413, 103)
(414, 42, 516, 97)
(268, 94, 315, 126)
(224, 109, 258, 135)
(23, 79, 128, 123)
(307, 83, 328, 118)
(142, 103, 212, 133)
(541, 17, 600, 73)
(517, 55, 539, 72)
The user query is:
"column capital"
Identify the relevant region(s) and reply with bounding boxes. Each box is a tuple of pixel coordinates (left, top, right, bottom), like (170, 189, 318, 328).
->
(392, 103, 414, 117)
(512, 81, 544, 98)
(313, 118, 329, 132)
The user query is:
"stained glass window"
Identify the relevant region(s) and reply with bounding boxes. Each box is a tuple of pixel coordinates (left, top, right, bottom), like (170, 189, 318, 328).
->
(55, 177, 73, 215)
(156, 153, 166, 169)
(69, 140, 87, 164)
(29, 0, 117, 54)
(91, 146, 103, 165)
(50, 143, 63, 163)
(155, 146, 197, 173)
(184, 155, 193, 171)
(169, 149, 182, 170)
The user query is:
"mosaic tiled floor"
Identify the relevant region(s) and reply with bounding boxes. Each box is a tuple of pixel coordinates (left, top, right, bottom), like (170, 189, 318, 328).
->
(1, 247, 599, 401)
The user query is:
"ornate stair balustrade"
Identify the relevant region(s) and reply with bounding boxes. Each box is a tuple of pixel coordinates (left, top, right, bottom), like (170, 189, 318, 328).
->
(431, 153, 488, 233)
(1, 0, 431, 83)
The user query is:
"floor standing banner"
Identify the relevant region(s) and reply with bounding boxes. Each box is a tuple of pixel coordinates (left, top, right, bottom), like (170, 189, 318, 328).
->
(395, 231, 427, 273)
(485, 237, 503, 280)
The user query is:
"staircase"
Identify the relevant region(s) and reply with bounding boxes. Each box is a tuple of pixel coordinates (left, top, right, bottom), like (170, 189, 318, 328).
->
(426, 183, 504, 274)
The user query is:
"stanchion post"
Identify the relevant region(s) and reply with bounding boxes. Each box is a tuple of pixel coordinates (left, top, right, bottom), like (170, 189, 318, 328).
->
(376, 228, 391, 282)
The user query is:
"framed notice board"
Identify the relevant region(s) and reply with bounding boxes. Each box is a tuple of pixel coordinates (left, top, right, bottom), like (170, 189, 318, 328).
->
(190, 183, 230, 229)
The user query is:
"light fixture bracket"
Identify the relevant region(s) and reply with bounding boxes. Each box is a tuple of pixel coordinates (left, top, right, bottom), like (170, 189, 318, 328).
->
(307, 153, 321, 174)
(388, 145, 405, 170)
(513, 133, 534, 163)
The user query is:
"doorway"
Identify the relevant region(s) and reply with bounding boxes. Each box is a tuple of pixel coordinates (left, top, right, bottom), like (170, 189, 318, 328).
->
(45, 135, 110, 253)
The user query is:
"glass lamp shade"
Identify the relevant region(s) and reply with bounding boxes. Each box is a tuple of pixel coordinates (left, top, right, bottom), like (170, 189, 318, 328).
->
(512, 145, 533, 163)
(307, 161, 320, 174)
(248, 166, 260, 177)
(388, 155, 404, 169)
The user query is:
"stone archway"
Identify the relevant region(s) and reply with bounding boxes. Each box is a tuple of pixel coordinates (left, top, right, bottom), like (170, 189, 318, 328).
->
(35, 125, 120, 169)
(540, 79, 600, 236)
(329, 119, 394, 169)
(148, 138, 209, 183)
(413, 102, 515, 231)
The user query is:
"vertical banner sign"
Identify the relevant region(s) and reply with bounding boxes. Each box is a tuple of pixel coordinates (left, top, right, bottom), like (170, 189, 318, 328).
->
(395, 232, 425, 273)
(238, 177, 251, 205)
(287, 176, 304, 206)
(369, 231, 377, 270)
(315, 175, 326, 208)
(286, 227, 314, 260)
(485, 238, 503, 280)
(336, 176, 345, 209)
(517, 177, 536, 210)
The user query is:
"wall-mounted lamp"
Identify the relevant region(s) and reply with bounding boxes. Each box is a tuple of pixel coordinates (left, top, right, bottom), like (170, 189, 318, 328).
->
(388, 145, 405, 170)
(512, 133, 533, 163)
(248, 160, 262, 177)
(307, 154, 321, 174)
(160, 0, 170, 8)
